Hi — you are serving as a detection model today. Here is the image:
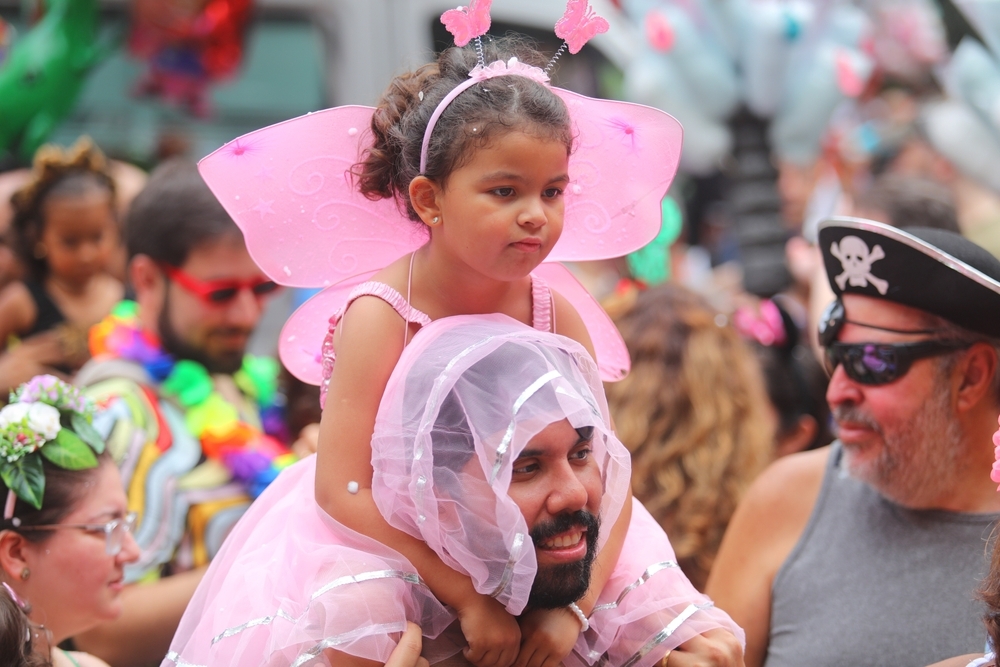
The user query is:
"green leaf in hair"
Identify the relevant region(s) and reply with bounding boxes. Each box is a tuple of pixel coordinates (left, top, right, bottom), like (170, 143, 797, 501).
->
(42, 430, 99, 470)
(1, 455, 45, 510)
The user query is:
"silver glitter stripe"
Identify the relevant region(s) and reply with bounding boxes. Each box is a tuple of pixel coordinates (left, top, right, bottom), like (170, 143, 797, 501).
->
(620, 602, 714, 667)
(206, 569, 426, 647)
(211, 610, 295, 644)
(290, 622, 402, 667)
(489, 370, 563, 483)
(311, 569, 424, 601)
(163, 652, 207, 667)
(590, 561, 679, 615)
(489, 532, 525, 599)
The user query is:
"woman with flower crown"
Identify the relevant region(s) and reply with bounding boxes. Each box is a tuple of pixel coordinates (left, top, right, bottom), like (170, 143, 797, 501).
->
(0, 375, 140, 667)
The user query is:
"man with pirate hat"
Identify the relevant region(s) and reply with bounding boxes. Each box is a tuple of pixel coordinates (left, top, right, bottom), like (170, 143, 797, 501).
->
(707, 217, 1000, 667)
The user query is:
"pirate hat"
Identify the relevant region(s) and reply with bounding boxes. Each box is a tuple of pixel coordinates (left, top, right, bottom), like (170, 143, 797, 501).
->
(818, 217, 1000, 338)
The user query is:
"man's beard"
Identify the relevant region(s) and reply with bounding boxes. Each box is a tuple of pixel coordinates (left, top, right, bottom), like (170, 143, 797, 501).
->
(836, 383, 961, 506)
(158, 290, 247, 375)
(526, 510, 600, 610)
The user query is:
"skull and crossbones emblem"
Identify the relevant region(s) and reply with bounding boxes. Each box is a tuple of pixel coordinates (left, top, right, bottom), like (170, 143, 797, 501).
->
(830, 235, 888, 295)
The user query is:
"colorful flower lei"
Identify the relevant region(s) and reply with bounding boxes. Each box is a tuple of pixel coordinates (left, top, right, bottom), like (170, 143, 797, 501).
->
(89, 301, 295, 498)
(1, 375, 104, 510)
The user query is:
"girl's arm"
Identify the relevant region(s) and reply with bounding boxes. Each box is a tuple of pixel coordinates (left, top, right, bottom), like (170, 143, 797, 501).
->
(0, 282, 36, 349)
(315, 297, 520, 667)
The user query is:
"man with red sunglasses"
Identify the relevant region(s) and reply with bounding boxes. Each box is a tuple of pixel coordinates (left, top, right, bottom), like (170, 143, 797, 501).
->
(68, 159, 293, 665)
(708, 218, 1000, 667)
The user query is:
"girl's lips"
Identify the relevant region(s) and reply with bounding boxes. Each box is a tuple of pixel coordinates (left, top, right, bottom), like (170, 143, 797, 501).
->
(511, 238, 543, 253)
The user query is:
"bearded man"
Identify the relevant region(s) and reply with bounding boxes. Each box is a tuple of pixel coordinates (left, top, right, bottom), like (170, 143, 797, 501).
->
(71, 159, 292, 666)
(708, 218, 1000, 667)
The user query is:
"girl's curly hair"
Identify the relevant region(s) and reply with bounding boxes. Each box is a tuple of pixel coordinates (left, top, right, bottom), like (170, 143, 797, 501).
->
(605, 285, 775, 590)
(353, 35, 572, 221)
(9, 137, 116, 280)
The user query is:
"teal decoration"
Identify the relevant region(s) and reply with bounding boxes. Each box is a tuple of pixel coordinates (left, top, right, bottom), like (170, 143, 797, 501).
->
(626, 196, 683, 285)
(0, 0, 111, 161)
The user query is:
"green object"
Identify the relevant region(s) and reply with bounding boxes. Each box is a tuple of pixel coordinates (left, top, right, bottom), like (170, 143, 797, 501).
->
(0, 454, 44, 510)
(70, 412, 105, 454)
(112, 300, 139, 320)
(185, 393, 239, 438)
(235, 356, 279, 406)
(162, 360, 214, 408)
(626, 196, 684, 285)
(43, 429, 98, 470)
(0, 0, 111, 161)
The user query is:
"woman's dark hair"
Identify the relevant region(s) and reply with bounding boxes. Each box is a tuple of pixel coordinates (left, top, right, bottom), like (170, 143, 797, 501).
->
(125, 158, 241, 267)
(353, 35, 573, 221)
(10, 138, 116, 281)
(0, 591, 50, 667)
(0, 453, 112, 541)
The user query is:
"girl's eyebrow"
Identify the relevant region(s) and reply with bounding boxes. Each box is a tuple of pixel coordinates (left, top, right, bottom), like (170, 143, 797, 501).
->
(478, 171, 570, 184)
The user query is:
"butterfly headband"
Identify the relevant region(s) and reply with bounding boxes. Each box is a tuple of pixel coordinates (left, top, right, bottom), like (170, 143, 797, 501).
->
(421, 0, 610, 173)
(0, 375, 104, 523)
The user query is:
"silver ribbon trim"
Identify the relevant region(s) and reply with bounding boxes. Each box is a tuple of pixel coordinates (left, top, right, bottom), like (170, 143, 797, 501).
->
(489, 532, 525, 599)
(590, 561, 680, 615)
(620, 602, 715, 667)
(206, 569, 427, 646)
(163, 652, 207, 667)
(489, 369, 562, 483)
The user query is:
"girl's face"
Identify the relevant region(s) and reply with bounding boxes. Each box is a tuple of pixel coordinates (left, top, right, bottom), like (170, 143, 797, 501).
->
(40, 189, 117, 284)
(432, 130, 569, 282)
(19, 462, 139, 642)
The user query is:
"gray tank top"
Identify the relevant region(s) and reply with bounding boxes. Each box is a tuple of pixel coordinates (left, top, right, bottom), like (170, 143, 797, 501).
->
(766, 443, 998, 667)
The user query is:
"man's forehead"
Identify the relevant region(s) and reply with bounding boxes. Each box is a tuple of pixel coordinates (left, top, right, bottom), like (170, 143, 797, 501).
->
(841, 294, 937, 330)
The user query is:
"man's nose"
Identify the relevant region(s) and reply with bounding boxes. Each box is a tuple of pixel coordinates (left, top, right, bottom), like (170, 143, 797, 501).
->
(826, 363, 863, 409)
(545, 464, 589, 516)
(225, 286, 263, 327)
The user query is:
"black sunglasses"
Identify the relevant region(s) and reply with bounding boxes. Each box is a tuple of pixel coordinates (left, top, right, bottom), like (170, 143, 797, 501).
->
(824, 340, 971, 385)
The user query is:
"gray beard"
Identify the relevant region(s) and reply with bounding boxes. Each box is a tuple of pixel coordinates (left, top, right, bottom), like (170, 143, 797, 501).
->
(838, 385, 961, 507)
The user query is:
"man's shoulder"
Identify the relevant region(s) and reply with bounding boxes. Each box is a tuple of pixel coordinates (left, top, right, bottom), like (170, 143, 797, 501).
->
(740, 446, 830, 519)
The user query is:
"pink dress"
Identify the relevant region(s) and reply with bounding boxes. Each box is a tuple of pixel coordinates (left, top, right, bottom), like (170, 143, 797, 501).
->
(318, 275, 553, 406)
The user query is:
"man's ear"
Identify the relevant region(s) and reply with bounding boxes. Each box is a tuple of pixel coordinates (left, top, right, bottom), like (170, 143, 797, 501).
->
(408, 176, 443, 229)
(129, 254, 165, 320)
(955, 342, 998, 412)
(0, 530, 30, 581)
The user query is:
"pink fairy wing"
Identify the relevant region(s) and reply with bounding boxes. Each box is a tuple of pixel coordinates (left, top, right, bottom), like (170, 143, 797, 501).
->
(440, 0, 492, 47)
(550, 88, 683, 262)
(198, 106, 427, 288)
(532, 263, 629, 382)
(279, 272, 375, 384)
(279, 264, 629, 384)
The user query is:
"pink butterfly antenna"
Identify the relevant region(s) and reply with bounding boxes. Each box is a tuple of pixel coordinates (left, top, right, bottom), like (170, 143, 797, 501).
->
(440, 0, 493, 67)
(547, 0, 610, 73)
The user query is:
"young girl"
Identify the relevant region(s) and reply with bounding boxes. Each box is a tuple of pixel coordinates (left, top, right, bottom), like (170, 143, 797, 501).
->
(189, 5, 690, 663)
(0, 138, 124, 388)
(315, 36, 639, 667)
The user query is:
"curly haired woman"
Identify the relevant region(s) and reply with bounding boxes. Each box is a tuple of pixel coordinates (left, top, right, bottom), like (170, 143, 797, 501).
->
(606, 284, 775, 590)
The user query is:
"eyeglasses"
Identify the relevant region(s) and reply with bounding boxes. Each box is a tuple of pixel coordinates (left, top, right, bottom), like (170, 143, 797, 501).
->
(159, 263, 280, 305)
(824, 340, 971, 385)
(18, 512, 138, 556)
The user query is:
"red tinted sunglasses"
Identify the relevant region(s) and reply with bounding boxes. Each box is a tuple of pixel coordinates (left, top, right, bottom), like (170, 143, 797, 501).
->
(159, 263, 281, 305)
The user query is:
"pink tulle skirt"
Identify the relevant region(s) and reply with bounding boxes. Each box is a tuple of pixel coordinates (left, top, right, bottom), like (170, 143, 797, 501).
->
(163, 457, 743, 666)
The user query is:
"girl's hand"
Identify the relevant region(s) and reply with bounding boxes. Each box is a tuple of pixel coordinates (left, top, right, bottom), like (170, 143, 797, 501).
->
(386, 623, 430, 667)
(458, 595, 521, 667)
(667, 629, 745, 667)
(513, 607, 581, 667)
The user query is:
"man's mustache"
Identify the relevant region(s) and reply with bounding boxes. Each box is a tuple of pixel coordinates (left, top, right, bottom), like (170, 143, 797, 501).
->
(530, 510, 600, 547)
(832, 404, 882, 434)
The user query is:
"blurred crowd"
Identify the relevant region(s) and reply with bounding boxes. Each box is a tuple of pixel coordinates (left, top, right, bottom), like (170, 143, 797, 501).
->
(8, 1, 1000, 666)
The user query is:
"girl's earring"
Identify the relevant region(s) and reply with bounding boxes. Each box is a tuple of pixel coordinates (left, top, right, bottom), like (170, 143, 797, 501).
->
(33, 244, 46, 259)
(430, 216, 440, 226)
(19, 568, 29, 581)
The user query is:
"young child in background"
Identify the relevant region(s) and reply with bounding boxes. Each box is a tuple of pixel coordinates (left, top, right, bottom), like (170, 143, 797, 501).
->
(0, 138, 123, 388)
